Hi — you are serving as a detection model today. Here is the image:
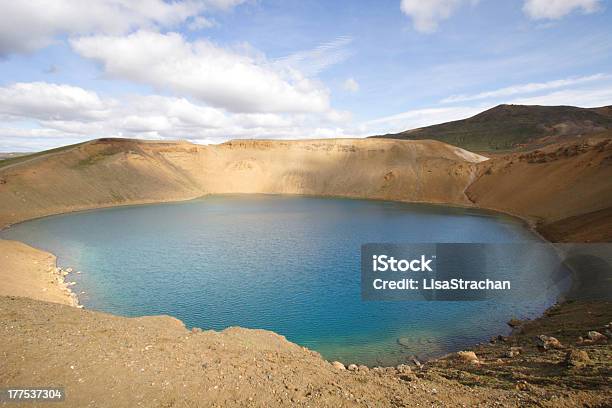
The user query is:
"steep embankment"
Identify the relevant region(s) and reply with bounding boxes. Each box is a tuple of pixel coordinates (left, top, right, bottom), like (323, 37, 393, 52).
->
(467, 137, 612, 241)
(0, 138, 485, 229)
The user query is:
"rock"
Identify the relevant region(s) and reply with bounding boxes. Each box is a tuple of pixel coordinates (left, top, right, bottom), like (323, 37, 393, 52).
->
(456, 351, 479, 364)
(331, 361, 346, 370)
(515, 380, 529, 391)
(587, 331, 607, 343)
(411, 357, 422, 368)
(504, 347, 522, 358)
(536, 335, 563, 350)
(191, 327, 202, 333)
(565, 349, 590, 368)
(507, 318, 522, 328)
(357, 365, 369, 373)
(66, 267, 73, 273)
(396, 364, 412, 374)
(347, 364, 358, 371)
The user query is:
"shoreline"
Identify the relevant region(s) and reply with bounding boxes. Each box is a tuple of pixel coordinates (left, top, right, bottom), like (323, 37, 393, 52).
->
(0, 240, 80, 308)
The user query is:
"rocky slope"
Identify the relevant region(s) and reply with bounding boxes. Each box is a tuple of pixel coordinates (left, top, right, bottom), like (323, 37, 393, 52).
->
(467, 136, 612, 241)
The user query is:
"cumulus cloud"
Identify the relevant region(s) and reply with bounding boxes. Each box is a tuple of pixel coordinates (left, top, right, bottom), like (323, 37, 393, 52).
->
(400, 0, 477, 33)
(441, 73, 609, 103)
(0, 0, 246, 55)
(0, 82, 111, 121)
(0, 81, 353, 151)
(523, 0, 603, 20)
(71, 31, 331, 114)
(343, 78, 360, 93)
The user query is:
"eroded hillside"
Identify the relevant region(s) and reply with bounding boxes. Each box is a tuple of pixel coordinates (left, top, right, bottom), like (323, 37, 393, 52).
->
(467, 137, 612, 241)
(0, 138, 485, 228)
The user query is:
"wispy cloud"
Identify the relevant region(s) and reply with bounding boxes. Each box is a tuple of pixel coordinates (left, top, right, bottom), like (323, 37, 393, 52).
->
(508, 84, 612, 107)
(441, 73, 610, 103)
(343, 78, 360, 93)
(274, 36, 354, 76)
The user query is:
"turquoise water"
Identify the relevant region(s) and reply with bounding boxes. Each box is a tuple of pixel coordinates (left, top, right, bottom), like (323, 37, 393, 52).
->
(1, 195, 564, 366)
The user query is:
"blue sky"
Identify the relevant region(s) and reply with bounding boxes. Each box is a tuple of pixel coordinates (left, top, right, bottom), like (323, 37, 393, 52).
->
(0, 0, 611, 151)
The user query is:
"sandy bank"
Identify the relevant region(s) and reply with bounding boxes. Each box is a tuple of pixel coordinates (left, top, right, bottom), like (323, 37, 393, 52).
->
(0, 240, 78, 306)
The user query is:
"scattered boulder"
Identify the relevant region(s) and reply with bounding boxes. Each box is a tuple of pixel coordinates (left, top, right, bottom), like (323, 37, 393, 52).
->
(507, 318, 522, 328)
(564, 349, 590, 368)
(456, 351, 479, 364)
(347, 364, 358, 372)
(504, 347, 522, 358)
(66, 267, 73, 273)
(396, 364, 412, 374)
(587, 331, 607, 343)
(515, 380, 529, 391)
(411, 357, 422, 369)
(536, 335, 563, 350)
(191, 327, 202, 334)
(331, 361, 346, 370)
(357, 365, 369, 373)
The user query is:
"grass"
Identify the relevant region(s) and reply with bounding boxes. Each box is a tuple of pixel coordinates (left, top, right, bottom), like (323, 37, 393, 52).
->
(0, 142, 87, 169)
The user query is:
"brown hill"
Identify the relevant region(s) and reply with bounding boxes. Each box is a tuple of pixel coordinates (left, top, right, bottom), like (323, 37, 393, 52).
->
(1, 136, 611, 241)
(370, 104, 612, 152)
(467, 136, 612, 241)
(0, 138, 486, 229)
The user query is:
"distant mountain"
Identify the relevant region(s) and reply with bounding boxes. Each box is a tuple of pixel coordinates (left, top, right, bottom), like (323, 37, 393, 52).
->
(369, 104, 612, 151)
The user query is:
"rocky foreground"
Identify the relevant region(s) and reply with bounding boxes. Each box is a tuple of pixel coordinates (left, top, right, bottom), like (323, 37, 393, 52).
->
(0, 294, 609, 407)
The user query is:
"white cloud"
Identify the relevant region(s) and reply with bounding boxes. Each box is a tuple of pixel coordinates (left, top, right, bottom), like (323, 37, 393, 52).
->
(0, 0, 246, 55)
(0, 82, 111, 121)
(400, 0, 477, 33)
(441, 73, 610, 103)
(0, 81, 354, 151)
(71, 31, 331, 114)
(523, 0, 603, 19)
(343, 78, 360, 93)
